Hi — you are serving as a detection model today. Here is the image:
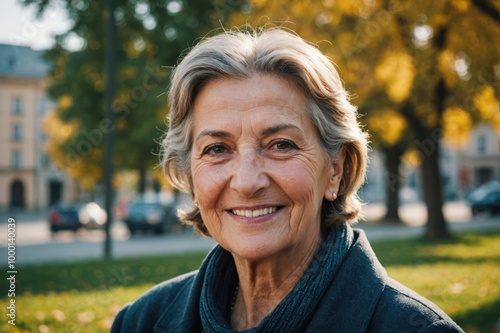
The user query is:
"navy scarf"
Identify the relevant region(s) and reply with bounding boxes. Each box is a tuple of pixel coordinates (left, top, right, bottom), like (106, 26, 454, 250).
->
(199, 224, 354, 332)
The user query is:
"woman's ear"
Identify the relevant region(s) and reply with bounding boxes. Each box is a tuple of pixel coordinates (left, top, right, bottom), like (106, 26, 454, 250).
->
(325, 149, 345, 201)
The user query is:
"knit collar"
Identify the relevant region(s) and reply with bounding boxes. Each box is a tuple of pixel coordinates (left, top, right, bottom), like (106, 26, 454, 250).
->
(199, 224, 354, 333)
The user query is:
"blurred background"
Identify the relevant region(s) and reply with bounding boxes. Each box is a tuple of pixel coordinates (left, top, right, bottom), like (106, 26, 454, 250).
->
(0, 0, 499, 331)
(0, 0, 498, 243)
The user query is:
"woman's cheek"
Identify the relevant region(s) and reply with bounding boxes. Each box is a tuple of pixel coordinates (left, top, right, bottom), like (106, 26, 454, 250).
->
(270, 159, 317, 200)
(192, 162, 230, 205)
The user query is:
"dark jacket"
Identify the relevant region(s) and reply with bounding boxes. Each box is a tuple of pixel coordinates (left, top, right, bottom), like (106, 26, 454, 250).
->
(111, 229, 464, 332)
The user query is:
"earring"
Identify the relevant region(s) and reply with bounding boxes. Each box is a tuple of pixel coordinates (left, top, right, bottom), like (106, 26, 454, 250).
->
(194, 201, 198, 207)
(331, 192, 337, 201)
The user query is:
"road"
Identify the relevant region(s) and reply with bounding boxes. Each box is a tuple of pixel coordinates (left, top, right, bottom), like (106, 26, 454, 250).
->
(0, 216, 217, 265)
(0, 201, 498, 265)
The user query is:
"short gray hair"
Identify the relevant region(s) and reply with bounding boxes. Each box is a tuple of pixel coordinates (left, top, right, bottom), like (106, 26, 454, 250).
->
(162, 27, 369, 236)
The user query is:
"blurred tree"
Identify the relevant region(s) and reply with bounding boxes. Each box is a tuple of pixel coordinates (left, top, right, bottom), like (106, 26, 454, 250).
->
(228, 0, 500, 239)
(366, 107, 409, 224)
(24, 0, 229, 194)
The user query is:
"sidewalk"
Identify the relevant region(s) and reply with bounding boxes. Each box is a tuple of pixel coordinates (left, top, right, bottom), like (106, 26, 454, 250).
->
(13, 231, 217, 265)
(1, 201, 498, 265)
(4, 216, 498, 266)
(357, 218, 499, 241)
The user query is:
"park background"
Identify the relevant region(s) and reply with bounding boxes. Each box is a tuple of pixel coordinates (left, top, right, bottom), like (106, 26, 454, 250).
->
(0, 0, 499, 332)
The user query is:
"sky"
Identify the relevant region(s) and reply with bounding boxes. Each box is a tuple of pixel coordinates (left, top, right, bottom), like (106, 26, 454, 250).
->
(0, 0, 71, 50)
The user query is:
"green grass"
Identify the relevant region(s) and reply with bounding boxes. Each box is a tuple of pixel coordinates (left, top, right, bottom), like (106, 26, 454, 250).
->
(373, 231, 500, 333)
(1, 230, 499, 332)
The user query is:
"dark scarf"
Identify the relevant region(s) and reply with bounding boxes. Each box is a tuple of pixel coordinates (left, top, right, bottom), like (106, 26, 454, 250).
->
(199, 224, 354, 332)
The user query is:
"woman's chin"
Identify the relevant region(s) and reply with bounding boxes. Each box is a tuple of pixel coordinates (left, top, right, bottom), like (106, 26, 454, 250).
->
(224, 237, 286, 262)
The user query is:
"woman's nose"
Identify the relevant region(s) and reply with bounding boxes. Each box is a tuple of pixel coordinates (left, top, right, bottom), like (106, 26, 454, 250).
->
(229, 149, 270, 198)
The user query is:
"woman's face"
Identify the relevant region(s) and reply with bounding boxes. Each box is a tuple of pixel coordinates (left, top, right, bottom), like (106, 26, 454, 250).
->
(190, 74, 342, 261)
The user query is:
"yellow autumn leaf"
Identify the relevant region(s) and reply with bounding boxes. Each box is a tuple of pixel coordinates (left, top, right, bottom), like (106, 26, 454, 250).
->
(100, 316, 115, 329)
(42, 110, 101, 189)
(474, 85, 500, 131)
(52, 309, 66, 322)
(43, 110, 77, 140)
(76, 311, 95, 324)
(402, 149, 422, 169)
(492, 114, 500, 131)
(93, 78, 105, 92)
(442, 107, 473, 148)
(337, 0, 368, 15)
(121, 66, 139, 79)
(451, 0, 470, 12)
(375, 52, 415, 103)
(58, 94, 73, 110)
(38, 325, 50, 333)
(438, 50, 458, 88)
(322, 0, 334, 8)
(125, 40, 141, 58)
(367, 109, 407, 146)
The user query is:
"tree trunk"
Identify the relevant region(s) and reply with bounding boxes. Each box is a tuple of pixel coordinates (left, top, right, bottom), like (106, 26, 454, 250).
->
(422, 77, 450, 239)
(383, 144, 404, 224)
(471, 0, 500, 23)
(412, 124, 450, 239)
(401, 101, 451, 240)
(137, 161, 147, 196)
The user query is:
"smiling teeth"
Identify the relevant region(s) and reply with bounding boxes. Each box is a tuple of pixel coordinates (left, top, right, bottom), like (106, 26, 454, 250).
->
(232, 207, 277, 217)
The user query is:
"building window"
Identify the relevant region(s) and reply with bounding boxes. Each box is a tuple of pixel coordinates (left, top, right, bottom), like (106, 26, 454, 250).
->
(477, 135, 486, 155)
(8, 56, 16, 69)
(41, 153, 50, 168)
(476, 167, 493, 185)
(12, 124, 22, 141)
(38, 98, 46, 115)
(12, 151, 22, 169)
(12, 97, 23, 115)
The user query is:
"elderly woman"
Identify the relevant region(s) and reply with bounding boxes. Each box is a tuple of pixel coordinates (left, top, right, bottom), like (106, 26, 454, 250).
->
(112, 28, 463, 332)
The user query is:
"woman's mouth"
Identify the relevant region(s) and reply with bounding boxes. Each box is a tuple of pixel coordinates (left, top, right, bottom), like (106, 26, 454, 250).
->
(231, 207, 279, 218)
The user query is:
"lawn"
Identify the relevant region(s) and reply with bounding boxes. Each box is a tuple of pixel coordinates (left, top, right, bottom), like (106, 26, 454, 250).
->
(1, 230, 499, 332)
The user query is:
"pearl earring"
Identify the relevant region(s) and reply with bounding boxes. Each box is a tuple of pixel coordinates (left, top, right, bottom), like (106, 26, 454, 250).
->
(331, 192, 337, 201)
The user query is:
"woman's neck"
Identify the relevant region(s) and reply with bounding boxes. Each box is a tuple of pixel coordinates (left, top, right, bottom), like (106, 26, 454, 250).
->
(230, 231, 323, 330)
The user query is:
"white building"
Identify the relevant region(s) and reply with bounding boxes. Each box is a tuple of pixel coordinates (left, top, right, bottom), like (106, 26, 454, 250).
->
(456, 124, 500, 193)
(364, 123, 500, 203)
(0, 43, 76, 211)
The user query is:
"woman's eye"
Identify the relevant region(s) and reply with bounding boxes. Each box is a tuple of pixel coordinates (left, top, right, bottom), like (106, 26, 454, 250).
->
(273, 140, 298, 151)
(203, 144, 228, 155)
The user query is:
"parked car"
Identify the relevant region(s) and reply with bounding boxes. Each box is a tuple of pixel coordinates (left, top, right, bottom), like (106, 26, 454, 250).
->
(48, 202, 107, 234)
(123, 201, 178, 235)
(49, 205, 82, 233)
(467, 180, 500, 216)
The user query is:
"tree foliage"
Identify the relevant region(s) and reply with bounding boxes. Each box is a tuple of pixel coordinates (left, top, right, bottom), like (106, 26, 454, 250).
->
(228, 0, 500, 238)
(25, 0, 224, 191)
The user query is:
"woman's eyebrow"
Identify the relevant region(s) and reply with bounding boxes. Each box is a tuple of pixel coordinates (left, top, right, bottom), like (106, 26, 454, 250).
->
(260, 124, 301, 137)
(195, 124, 301, 142)
(195, 130, 233, 142)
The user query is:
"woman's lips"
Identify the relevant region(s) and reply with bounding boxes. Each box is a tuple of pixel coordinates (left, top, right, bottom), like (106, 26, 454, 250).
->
(230, 206, 280, 218)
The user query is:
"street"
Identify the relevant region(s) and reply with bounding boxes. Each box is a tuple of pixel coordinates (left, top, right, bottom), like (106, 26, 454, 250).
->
(0, 201, 498, 265)
(0, 216, 217, 265)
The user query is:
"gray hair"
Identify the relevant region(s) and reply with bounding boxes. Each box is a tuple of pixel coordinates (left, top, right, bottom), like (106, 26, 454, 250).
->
(162, 27, 369, 236)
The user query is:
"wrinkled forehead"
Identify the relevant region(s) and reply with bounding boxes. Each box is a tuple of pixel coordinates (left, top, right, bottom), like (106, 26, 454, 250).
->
(190, 74, 311, 138)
